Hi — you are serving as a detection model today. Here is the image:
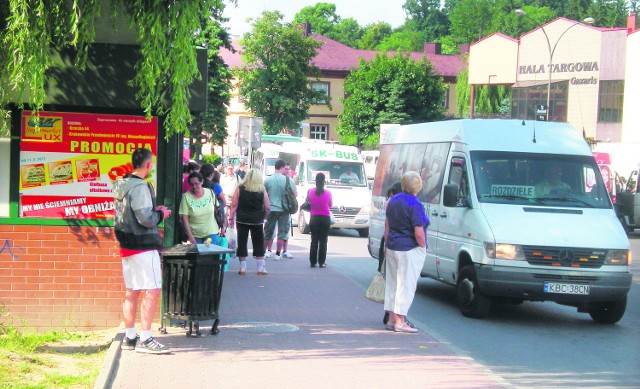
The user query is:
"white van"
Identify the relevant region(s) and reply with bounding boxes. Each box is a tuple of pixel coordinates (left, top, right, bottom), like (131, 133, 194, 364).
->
(368, 119, 631, 323)
(252, 143, 282, 177)
(279, 142, 371, 237)
(361, 150, 380, 182)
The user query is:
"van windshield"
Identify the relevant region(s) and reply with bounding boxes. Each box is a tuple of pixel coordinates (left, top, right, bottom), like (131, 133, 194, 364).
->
(470, 151, 611, 209)
(307, 160, 367, 187)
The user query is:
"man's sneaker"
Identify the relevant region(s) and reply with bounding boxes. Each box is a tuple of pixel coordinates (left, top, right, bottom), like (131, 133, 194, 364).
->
(121, 336, 138, 350)
(135, 337, 171, 354)
(265, 251, 272, 258)
(282, 251, 294, 259)
(272, 253, 282, 261)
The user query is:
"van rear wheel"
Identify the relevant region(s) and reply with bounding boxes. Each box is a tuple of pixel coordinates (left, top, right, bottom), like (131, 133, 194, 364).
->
(588, 296, 627, 324)
(456, 265, 491, 319)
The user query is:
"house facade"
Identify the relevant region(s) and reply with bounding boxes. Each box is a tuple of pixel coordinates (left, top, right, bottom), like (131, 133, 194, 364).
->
(216, 33, 466, 156)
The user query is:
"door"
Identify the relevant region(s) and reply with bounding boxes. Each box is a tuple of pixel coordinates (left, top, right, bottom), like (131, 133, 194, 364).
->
(436, 154, 471, 284)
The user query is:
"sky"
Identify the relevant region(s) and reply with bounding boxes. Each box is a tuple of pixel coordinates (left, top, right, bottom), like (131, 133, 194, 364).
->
(222, 0, 408, 37)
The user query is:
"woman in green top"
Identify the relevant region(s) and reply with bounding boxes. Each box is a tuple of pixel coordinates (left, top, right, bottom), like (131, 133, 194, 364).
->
(179, 171, 223, 244)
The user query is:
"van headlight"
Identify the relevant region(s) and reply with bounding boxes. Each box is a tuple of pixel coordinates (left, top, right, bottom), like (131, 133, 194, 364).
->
(358, 205, 371, 215)
(604, 250, 630, 265)
(484, 242, 525, 260)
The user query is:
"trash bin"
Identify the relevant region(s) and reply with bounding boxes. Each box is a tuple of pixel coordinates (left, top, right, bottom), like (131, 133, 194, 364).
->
(159, 243, 233, 336)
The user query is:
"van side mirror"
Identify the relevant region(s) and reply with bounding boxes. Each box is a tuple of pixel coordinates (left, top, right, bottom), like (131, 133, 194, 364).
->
(443, 184, 470, 208)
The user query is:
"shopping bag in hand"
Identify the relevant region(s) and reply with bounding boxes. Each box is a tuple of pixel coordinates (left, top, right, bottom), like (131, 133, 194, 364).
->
(217, 236, 229, 272)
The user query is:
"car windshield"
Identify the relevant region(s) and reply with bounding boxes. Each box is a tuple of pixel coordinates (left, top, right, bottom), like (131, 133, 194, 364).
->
(307, 160, 367, 187)
(470, 151, 611, 209)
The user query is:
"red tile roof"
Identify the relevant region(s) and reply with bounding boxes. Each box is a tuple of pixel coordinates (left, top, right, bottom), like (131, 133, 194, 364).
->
(220, 34, 464, 78)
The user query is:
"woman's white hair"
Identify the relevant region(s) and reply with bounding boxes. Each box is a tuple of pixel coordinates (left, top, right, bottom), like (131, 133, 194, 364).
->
(401, 171, 423, 194)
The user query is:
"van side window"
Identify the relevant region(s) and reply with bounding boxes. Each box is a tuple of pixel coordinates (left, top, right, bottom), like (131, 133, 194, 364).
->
(447, 157, 469, 206)
(418, 142, 449, 204)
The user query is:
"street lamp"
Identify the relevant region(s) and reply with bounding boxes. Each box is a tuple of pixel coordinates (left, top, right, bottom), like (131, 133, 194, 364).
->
(515, 9, 594, 121)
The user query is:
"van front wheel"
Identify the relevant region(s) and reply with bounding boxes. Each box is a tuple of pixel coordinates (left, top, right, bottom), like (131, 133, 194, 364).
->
(456, 265, 491, 319)
(588, 296, 627, 324)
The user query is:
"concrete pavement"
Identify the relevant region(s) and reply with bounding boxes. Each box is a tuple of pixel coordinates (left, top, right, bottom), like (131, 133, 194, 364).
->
(100, 240, 508, 388)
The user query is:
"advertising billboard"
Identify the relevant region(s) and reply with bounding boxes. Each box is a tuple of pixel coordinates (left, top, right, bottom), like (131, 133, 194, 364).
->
(19, 111, 158, 219)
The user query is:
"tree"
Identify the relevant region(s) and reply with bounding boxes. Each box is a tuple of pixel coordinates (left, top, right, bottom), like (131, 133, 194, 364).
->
(0, 0, 228, 137)
(376, 30, 427, 52)
(188, 10, 233, 157)
(338, 53, 445, 147)
(448, 0, 494, 45)
(237, 11, 327, 134)
(292, 2, 340, 35)
(455, 60, 511, 118)
(402, 0, 450, 40)
(327, 17, 364, 47)
(358, 22, 393, 49)
(589, 0, 629, 28)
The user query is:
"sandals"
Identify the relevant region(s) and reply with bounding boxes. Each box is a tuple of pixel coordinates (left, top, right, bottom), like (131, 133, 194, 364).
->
(394, 322, 418, 333)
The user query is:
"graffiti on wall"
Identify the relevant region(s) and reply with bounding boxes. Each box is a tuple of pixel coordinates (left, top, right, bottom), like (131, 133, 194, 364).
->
(0, 239, 24, 261)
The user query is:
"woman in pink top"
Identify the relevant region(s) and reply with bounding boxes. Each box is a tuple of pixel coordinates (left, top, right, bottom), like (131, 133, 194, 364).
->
(308, 172, 333, 268)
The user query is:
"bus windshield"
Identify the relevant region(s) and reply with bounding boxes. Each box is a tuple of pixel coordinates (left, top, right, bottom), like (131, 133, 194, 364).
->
(307, 160, 367, 187)
(470, 151, 611, 209)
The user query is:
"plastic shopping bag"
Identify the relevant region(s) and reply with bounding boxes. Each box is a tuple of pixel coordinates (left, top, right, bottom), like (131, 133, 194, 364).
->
(217, 236, 230, 272)
(226, 227, 237, 259)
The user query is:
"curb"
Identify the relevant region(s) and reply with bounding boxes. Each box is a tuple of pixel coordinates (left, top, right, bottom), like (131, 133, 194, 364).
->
(93, 332, 123, 389)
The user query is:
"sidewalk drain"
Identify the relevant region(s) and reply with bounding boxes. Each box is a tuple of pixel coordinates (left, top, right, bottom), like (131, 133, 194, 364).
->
(229, 322, 299, 333)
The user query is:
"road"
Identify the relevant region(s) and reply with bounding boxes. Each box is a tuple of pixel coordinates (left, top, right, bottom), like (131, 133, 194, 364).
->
(299, 227, 640, 388)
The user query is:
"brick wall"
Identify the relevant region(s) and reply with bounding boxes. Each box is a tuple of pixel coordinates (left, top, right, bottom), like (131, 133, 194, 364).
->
(0, 224, 159, 331)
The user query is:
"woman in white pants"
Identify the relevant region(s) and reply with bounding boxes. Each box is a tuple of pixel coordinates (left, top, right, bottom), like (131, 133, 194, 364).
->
(383, 171, 429, 333)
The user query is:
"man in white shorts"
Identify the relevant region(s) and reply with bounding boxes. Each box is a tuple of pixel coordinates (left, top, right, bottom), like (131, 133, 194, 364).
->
(113, 148, 172, 354)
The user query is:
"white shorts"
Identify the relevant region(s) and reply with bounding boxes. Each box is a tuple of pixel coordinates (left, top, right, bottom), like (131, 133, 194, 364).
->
(121, 250, 162, 290)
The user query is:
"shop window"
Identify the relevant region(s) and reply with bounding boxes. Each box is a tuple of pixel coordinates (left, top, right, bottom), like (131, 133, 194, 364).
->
(0, 136, 9, 217)
(598, 80, 624, 123)
(310, 124, 328, 140)
(311, 82, 330, 104)
(511, 81, 568, 122)
(441, 88, 450, 109)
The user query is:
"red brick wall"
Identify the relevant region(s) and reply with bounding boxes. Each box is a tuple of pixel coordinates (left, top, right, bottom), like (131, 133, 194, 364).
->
(0, 224, 139, 331)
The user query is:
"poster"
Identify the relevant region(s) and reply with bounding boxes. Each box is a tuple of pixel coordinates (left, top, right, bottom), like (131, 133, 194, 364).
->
(20, 111, 158, 219)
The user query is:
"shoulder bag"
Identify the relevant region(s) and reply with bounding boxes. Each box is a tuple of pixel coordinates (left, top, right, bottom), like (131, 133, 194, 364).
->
(211, 189, 225, 229)
(284, 176, 298, 215)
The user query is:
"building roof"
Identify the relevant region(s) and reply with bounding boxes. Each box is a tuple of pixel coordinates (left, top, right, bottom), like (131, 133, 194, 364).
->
(519, 17, 626, 40)
(220, 34, 464, 78)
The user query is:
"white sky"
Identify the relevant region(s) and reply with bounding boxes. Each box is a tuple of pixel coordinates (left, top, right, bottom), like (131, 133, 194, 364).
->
(222, 0, 408, 37)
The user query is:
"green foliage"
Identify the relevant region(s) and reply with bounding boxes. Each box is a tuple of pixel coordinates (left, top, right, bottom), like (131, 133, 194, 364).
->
(448, 0, 494, 45)
(588, 0, 629, 28)
(292, 2, 340, 35)
(189, 8, 233, 147)
(455, 60, 511, 118)
(0, 0, 228, 138)
(238, 11, 326, 134)
(455, 62, 471, 117)
(339, 52, 445, 146)
(358, 22, 393, 49)
(327, 17, 364, 47)
(376, 30, 428, 52)
(201, 153, 222, 166)
(402, 0, 450, 41)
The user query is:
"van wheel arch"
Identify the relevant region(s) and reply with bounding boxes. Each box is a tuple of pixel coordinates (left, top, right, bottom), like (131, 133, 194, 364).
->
(456, 263, 491, 319)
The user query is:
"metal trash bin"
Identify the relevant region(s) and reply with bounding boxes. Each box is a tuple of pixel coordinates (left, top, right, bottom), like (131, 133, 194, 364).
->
(159, 244, 232, 336)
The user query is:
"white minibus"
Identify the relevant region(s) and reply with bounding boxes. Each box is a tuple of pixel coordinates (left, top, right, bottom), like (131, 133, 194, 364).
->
(279, 142, 371, 237)
(252, 143, 282, 177)
(368, 119, 631, 323)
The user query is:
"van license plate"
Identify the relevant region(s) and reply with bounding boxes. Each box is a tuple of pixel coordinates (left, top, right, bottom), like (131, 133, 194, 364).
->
(334, 218, 348, 224)
(544, 282, 590, 295)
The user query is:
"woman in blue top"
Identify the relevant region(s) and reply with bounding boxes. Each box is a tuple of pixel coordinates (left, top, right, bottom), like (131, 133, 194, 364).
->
(384, 171, 429, 333)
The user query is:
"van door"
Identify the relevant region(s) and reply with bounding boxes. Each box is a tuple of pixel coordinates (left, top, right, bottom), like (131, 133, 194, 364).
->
(436, 154, 471, 284)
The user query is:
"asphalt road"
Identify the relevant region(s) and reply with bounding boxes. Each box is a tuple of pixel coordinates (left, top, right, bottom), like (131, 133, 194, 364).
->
(315, 227, 640, 389)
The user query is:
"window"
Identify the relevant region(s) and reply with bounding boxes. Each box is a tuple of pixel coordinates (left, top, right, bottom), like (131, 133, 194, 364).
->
(446, 157, 469, 206)
(511, 81, 568, 122)
(311, 82, 330, 104)
(310, 124, 328, 140)
(598, 80, 624, 123)
(442, 87, 450, 109)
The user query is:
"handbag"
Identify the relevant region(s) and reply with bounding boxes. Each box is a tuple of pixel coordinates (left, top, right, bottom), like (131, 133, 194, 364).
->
(365, 256, 385, 303)
(211, 189, 225, 229)
(300, 195, 311, 212)
(284, 176, 298, 215)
